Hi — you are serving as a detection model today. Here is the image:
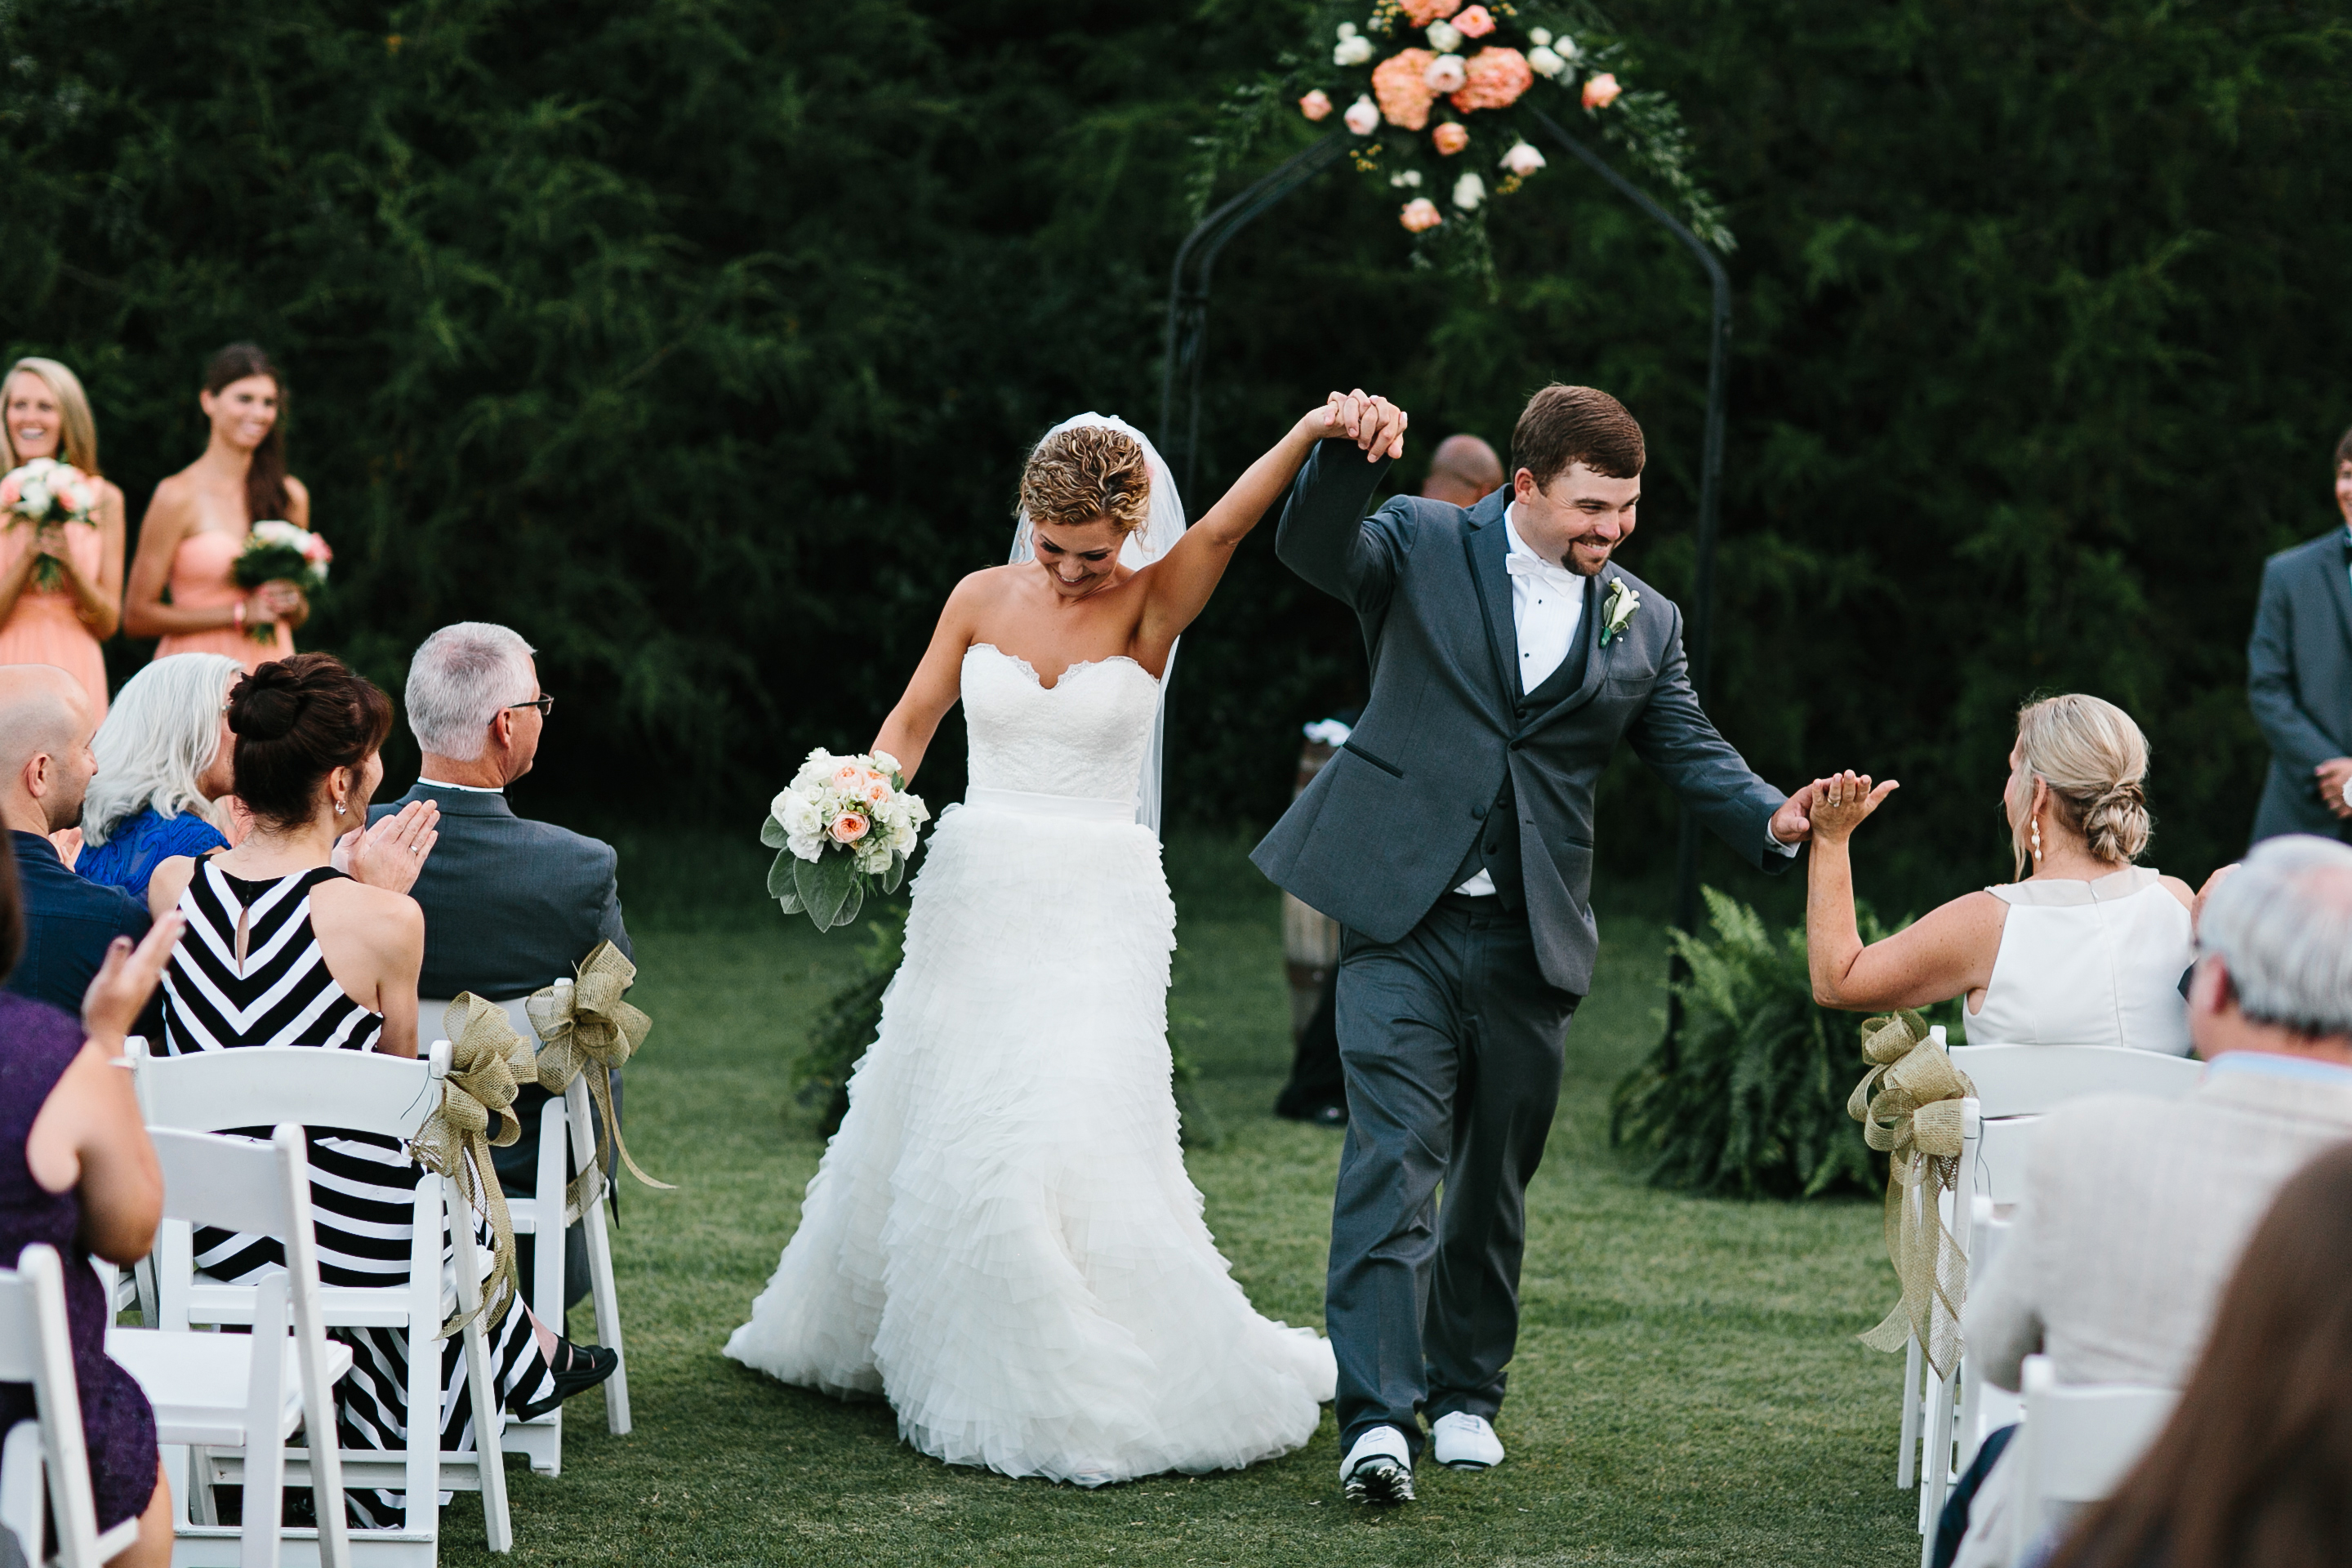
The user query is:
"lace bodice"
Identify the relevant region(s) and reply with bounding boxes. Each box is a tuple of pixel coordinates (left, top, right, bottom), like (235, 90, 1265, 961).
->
(962, 643, 1160, 804)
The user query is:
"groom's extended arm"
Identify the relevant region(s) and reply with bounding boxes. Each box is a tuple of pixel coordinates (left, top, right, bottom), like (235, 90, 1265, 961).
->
(1272, 439, 1410, 615)
(1625, 603, 1793, 872)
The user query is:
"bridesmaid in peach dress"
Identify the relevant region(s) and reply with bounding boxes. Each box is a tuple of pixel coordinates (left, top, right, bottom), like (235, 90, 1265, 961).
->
(0, 359, 126, 717)
(122, 343, 311, 672)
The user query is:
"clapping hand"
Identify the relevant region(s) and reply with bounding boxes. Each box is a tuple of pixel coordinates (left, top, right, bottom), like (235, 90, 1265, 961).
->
(336, 799, 440, 894)
(82, 914, 185, 1053)
(1804, 769, 1899, 845)
(1321, 389, 1409, 462)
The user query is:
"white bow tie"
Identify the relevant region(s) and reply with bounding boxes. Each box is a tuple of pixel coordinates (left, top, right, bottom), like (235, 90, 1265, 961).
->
(1504, 552, 1581, 593)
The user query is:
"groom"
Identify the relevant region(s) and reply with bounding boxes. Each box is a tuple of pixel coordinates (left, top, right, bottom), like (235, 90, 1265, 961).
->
(1254, 385, 1820, 1504)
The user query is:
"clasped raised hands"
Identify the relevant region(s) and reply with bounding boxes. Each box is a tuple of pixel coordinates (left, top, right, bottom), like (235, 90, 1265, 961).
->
(1313, 389, 1409, 462)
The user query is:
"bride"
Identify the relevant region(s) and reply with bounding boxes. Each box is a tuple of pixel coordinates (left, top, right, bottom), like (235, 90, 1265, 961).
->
(725, 393, 1410, 1485)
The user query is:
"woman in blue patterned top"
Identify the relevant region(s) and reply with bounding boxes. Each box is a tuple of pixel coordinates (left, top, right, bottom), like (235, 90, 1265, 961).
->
(77, 653, 243, 899)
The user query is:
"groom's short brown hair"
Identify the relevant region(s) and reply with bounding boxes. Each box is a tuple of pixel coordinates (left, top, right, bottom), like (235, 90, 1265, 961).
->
(1512, 385, 1645, 491)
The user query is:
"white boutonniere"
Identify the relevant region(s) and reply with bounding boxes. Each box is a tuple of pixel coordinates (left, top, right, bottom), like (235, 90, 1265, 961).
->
(1599, 577, 1642, 647)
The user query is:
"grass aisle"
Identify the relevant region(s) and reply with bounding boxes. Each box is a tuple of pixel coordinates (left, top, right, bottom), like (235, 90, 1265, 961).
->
(438, 834, 1913, 1565)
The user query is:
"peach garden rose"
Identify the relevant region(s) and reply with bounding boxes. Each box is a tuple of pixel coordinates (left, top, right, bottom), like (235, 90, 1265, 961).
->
(1372, 49, 1439, 130)
(1400, 197, 1443, 232)
(1450, 47, 1534, 113)
(1397, 0, 1459, 24)
(1582, 71, 1623, 109)
(1298, 89, 1333, 121)
(1432, 122, 1469, 156)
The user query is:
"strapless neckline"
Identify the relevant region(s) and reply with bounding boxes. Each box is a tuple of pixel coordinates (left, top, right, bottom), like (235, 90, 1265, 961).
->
(968, 641, 1160, 693)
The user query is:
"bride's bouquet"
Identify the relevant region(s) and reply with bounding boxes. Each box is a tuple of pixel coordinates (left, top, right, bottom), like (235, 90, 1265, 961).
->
(231, 520, 332, 641)
(0, 458, 102, 590)
(764, 749, 930, 930)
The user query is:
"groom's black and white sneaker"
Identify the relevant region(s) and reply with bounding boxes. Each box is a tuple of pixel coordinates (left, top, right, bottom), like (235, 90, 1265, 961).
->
(1430, 1412, 1504, 1471)
(1339, 1425, 1416, 1506)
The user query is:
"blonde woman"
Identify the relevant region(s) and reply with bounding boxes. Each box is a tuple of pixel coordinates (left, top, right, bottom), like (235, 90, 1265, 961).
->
(75, 653, 245, 900)
(0, 358, 127, 716)
(1806, 694, 2197, 1053)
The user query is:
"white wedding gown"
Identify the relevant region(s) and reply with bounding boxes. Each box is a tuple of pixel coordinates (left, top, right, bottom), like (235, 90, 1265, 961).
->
(725, 642, 1335, 1485)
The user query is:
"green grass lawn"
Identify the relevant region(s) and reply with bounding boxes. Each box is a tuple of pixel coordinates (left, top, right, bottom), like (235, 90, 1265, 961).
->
(437, 831, 1915, 1566)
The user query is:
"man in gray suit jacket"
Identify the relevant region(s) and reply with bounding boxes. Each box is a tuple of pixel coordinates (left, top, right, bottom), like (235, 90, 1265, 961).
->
(370, 623, 633, 1303)
(2247, 426, 2352, 844)
(1254, 385, 1820, 1503)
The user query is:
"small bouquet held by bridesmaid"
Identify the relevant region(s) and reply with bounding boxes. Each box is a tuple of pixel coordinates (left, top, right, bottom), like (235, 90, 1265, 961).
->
(764, 749, 930, 930)
(0, 458, 102, 590)
(231, 520, 332, 641)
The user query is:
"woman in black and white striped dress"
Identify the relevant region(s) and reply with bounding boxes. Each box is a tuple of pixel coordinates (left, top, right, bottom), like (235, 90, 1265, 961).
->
(147, 654, 614, 1527)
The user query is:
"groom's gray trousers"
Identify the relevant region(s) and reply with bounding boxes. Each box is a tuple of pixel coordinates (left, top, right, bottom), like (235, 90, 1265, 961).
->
(1330, 893, 1579, 1454)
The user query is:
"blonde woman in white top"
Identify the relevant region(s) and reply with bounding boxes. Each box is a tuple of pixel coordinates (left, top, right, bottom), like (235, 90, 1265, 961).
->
(1805, 694, 2197, 1053)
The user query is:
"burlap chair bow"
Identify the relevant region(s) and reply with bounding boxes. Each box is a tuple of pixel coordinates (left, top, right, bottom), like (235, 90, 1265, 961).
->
(1846, 1009, 1976, 1378)
(408, 993, 535, 1335)
(526, 941, 672, 1223)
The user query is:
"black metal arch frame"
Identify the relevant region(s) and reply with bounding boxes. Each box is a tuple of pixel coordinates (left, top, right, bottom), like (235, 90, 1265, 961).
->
(1160, 114, 1731, 1059)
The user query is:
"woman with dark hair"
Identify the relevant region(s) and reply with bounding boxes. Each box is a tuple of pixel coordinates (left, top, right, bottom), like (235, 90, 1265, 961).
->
(145, 653, 613, 1529)
(1, 828, 187, 1566)
(2047, 1140, 2352, 1568)
(122, 344, 311, 671)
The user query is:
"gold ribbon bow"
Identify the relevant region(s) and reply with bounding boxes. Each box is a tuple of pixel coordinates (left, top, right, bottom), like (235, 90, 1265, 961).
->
(408, 994, 534, 1336)
(1846, 1010, 1976, 1378)
(527, 942, 672, 1223)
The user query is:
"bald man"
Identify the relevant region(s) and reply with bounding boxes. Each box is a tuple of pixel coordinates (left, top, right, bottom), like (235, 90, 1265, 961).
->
(0, 665, 152, 1021)
(1419, 433, 1505, 508)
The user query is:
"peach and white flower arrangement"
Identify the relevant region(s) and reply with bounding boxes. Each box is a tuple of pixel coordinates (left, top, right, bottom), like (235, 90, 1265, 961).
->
(764, 748, 931, 930)
(230, 519, 334, 641)
(0, 459, 101, 590)
(1200, 2, 1727, 266)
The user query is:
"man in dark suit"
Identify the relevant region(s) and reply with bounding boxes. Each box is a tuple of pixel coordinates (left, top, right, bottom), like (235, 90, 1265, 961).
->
(2247, 425, 2352, 844)
(370, 623, 632, 1304)
(1255, 386, 1824, 1503)
(0, 665, 150, 1020)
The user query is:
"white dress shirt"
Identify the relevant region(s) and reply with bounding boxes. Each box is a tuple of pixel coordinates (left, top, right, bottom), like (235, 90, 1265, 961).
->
(1455, 506, 1791, 898)
(416, 777, 505, 794)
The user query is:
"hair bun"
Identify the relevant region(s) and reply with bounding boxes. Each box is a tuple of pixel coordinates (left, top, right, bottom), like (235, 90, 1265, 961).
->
(227, 665, 306, 742)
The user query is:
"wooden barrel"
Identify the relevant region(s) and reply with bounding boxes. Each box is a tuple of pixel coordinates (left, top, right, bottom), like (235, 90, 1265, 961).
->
(1281, 733, 1345, 1038)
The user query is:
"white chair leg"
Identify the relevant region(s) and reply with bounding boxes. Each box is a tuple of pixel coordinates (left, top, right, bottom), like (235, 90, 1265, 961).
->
(566, 1077, 630, 1435)
(1898, 1333, 1923, 1490)
(240, 1276, 288, 1568)
(448, 1183, 513, 1555)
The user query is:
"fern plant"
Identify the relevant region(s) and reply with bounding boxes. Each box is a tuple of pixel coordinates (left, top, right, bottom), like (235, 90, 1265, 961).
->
(1610, 887, 1892, 1200)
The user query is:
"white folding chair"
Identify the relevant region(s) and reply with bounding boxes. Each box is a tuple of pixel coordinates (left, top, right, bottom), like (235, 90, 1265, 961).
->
(2009, 1355, 2176, 1565)
(0, 1245, 140, 1568)
(1953, 1198, 2020, 1474)
(1912, 1045, 2203, 1552)
(421, 985, 630, 1479)
(108, 1125, 354, 1568)
(131, 1040, 513, 1566)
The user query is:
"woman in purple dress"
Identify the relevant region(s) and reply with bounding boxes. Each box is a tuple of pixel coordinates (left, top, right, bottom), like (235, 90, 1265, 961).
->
(0, 833, 185, 1565)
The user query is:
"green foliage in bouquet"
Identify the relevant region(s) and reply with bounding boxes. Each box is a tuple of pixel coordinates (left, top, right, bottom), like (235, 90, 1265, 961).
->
(763, 817, 907, 933)
(229, 543, 316, 591)
(1610, 887, 1889, 1200)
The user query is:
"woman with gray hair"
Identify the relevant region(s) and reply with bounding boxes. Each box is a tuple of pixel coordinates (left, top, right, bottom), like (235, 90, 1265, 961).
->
(1805, 693, 2198, 1052)
(75, 653, 245, 899)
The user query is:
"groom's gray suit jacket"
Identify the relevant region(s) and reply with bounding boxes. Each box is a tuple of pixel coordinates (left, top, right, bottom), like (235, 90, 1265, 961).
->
(2247, 528, 2352, 844)
(1250, 444, 1789, 994)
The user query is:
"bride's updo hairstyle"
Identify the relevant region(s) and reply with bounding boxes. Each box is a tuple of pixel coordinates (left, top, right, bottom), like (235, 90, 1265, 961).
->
(1020, 425, 1152, 535)
(2007, 693, 2154, 878)
(228, 653, 394, 832)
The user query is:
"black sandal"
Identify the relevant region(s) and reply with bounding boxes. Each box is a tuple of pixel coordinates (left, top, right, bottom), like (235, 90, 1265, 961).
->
(509, 1338, 618, 1421)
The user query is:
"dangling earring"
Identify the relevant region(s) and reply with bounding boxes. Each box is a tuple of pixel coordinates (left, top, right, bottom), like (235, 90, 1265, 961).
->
(2030, 817, 2042, 862)
(335, 799, 348, 817)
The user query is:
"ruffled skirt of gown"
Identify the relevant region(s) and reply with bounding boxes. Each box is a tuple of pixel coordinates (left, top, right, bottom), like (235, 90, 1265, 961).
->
(724, 799, 1335, 1484)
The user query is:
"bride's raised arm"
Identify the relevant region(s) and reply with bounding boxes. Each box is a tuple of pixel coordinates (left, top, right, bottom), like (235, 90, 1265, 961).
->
(1805, 768, 2004, 1011)
(871, 573, 990, 782)
(1134, 392, 1407, 661)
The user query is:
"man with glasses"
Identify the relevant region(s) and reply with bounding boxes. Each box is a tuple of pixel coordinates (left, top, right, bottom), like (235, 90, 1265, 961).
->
(372, 621, 633, 1307)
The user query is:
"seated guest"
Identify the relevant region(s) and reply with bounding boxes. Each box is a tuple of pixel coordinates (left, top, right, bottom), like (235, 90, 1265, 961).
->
(76, 653, 245, 900)
(2044, 1138, 2352, 1568)
(1, 844, 186, 1568)
(1806, 693, 2196, 1051)
(1936, 835, 2352, 1568)
(0, 665, 151, 1021)
(369, 621, 631, 1298)
(146, 654, 612, 1529)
